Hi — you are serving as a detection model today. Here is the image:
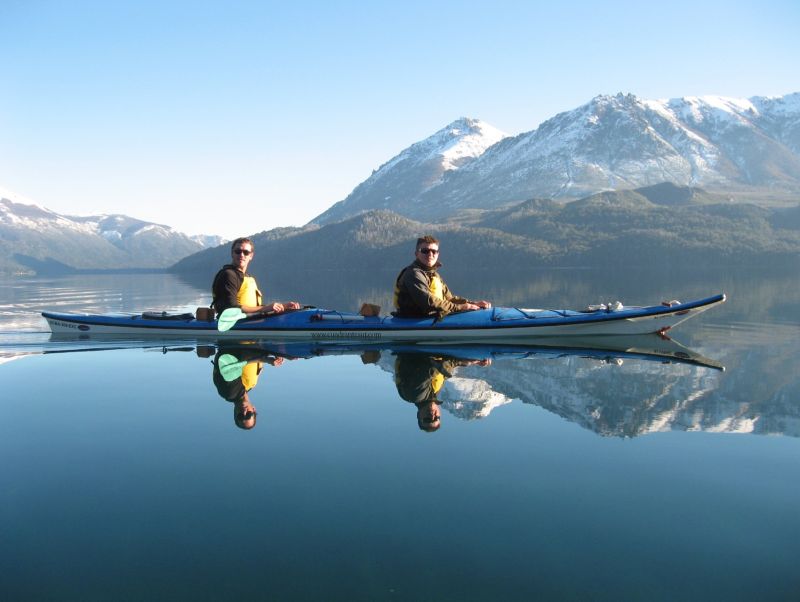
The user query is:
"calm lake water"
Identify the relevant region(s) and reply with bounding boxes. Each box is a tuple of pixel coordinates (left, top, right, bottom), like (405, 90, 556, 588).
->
(1, 263, 799, 601)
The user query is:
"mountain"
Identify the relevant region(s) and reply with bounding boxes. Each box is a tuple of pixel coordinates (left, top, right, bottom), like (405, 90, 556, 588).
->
(312, 117, 509, 225)
(448, 346, 800, 438)
(173, 184, 800, 294)
(0, 189, 224, 275)
(311, 93, 800, 224)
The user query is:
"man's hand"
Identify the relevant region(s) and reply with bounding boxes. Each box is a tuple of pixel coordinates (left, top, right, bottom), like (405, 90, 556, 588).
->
(462, 358, 493, 366)
(459, 300, 491, 311)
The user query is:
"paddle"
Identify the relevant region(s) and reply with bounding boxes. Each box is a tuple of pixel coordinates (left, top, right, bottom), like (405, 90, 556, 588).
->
(217, 307, 248, 332)
(217, 353, 248, 382)
(216, 305, 315, 332)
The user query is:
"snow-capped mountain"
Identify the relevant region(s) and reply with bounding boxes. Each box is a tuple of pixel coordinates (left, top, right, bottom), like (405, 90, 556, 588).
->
(312, 117, 508, 225)
(312, 93, 800, 224)
(0, 189, 223, 274)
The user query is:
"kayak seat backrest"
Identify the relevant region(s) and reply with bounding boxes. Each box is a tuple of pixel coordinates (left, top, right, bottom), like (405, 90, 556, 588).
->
(140, 311, 196, 321)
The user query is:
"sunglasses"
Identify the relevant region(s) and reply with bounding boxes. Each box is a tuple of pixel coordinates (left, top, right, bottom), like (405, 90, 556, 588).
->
(233, 248, 252, 256)
(418, 248, 439, 255)
(236, 409, 257, 421)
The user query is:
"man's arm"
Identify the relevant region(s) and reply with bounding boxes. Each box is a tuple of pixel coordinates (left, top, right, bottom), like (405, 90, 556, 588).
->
(241, 301, 298, 314)
(442, 281, 491, 310)
(217, 272, 301, 315)
(213, 268, 242, 314)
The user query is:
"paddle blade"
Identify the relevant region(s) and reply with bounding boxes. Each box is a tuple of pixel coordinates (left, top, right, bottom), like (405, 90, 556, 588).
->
(218, 353, 248, 382)
(217, 307, 247, 332)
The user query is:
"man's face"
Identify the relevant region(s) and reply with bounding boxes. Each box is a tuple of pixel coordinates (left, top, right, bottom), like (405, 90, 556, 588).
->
(234, 399, 258, 430)
(231, 242, 254, 272)
(415, 243, 439, 268)
(417, 401, 441, 431)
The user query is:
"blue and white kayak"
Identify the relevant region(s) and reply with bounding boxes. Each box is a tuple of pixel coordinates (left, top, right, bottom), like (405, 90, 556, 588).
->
(42, 293, 725, 341)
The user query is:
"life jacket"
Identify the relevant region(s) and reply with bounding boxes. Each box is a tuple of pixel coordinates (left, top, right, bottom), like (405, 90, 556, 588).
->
(429, 273, 444, 300)
(237, 275, 262, 308)
(394, 355, 450, 403)
(429, 369, 445, 395)
(212, 266, 263, 314)
(241, 361, 263, 390)
(393, 265, 445, 311)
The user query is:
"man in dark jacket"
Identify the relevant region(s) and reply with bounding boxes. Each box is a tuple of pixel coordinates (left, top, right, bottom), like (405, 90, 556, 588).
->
(212, 346, 285, 430)
(394, 351, 492, 432)
(393, 235, 491, 318)
(393, 353, 456, 432)
(211, 237, 301, 317)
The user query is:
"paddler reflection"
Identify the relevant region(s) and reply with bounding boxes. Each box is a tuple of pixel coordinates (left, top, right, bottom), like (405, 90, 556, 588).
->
(211, 346, 285, 429)
(393, 353, 491, 432)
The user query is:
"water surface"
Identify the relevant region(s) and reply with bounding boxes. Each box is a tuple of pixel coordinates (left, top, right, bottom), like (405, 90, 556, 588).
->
(1, 265, 798, 600)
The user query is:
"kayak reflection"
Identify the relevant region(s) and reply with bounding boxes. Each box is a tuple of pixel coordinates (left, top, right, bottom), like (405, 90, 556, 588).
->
(25, 333, 748, 437)
(210, 345, 285, 430)
(393, 353, 491, 432)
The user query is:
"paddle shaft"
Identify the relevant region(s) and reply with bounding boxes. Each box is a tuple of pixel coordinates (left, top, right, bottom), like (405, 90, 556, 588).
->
(217, 305, 314, 332)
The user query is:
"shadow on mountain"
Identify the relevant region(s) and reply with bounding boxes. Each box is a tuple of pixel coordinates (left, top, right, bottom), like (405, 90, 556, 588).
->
(12, 254, 168, 276)
(13, 254, 78, 276)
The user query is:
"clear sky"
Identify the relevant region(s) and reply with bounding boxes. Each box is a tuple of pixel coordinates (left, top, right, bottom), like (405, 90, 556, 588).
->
(1, 0, 797, 239)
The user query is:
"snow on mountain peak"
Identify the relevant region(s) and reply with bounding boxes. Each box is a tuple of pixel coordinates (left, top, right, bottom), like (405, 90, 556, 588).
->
(0, 186, 57, 222)
(437, 118, 509, 170)
(699, 95, 757, 114)
(663, 95, 758, 128)
(1, 190, 97, 234)
(751, 92, 800, 116)
(376, 117, 508, 174)
(0, 185, 41, 207)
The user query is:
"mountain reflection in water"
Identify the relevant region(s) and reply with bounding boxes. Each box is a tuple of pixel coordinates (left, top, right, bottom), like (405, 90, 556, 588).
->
(257, 336, 729, 436)
(14, 333, 790, 438)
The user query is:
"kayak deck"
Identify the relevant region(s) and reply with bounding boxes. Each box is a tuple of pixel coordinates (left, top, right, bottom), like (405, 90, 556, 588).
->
(42, 293, 726, 341)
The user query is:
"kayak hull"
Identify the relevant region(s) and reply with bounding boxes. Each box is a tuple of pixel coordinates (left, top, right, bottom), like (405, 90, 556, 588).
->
(42, 294, 726, 341)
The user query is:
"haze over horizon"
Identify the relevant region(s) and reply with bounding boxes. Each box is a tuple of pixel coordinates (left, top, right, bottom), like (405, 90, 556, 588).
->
(1, 0, 798, 239)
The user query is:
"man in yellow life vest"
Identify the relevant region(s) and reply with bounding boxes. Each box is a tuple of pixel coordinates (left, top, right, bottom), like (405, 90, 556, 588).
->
(393, 235, 491, 318)
(212, 237, 301, 317)
(212, 346, 285, 430)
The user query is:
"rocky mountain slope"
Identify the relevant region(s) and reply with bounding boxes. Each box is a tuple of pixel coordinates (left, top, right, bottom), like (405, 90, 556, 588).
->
(312, 93, 800, 224)
(313, 117, 508, 225)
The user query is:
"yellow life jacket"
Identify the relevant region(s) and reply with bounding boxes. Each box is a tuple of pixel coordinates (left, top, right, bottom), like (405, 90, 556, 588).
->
(429, 273, 444, 301)
(241, 361, 262, 390)
(430, 369, 445, 394)
(237, 275, 262, 308)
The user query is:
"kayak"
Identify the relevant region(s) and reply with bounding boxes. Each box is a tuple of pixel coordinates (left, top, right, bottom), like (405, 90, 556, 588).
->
(42, 293, 725, 341)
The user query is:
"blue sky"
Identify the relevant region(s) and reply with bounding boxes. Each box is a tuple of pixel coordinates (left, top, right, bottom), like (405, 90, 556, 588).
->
(1, 0, 798, 239)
